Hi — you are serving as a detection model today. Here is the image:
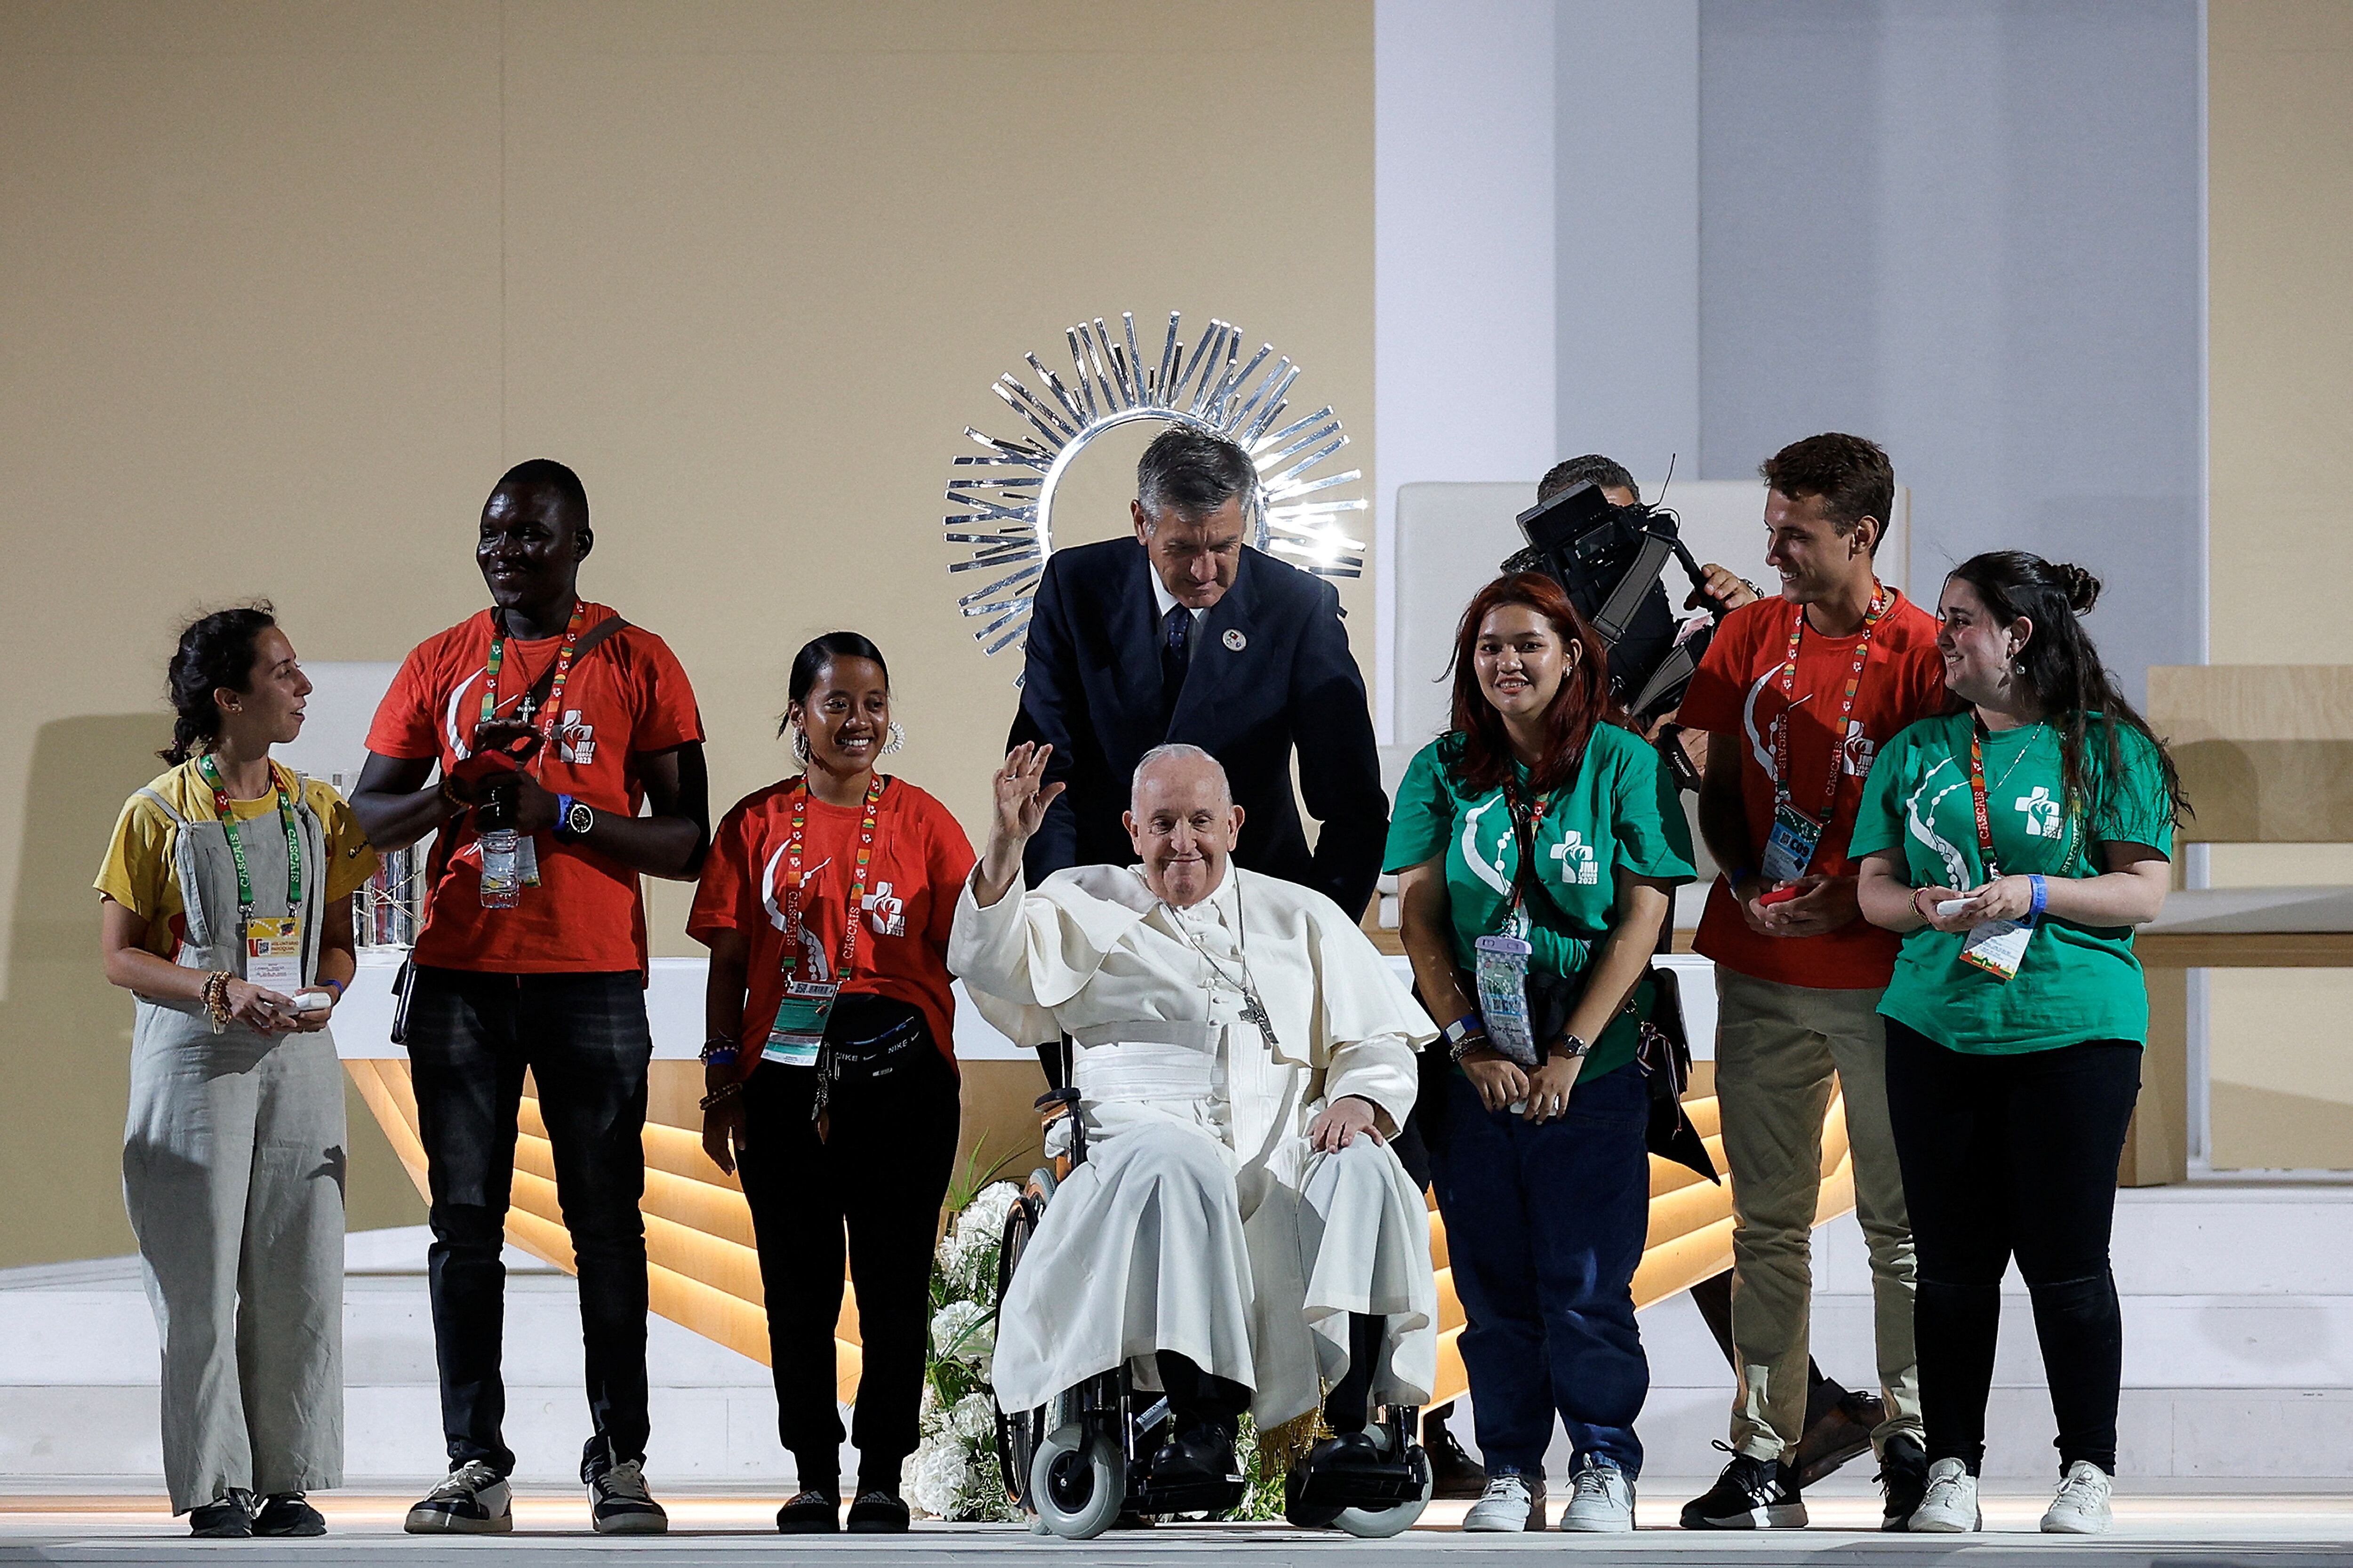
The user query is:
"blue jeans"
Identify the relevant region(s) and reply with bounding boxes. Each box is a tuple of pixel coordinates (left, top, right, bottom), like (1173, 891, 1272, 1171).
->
(1428, 1060, 1651, 1477)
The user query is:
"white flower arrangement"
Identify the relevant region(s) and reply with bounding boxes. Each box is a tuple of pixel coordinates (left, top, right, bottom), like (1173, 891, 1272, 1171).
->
(904, 1176, 1024, 1522)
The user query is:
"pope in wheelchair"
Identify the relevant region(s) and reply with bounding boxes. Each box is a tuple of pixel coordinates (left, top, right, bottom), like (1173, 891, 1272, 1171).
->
(949, 742, 1441, 1538)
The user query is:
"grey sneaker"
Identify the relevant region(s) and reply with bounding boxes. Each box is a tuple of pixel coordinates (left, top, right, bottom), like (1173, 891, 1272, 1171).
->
(1560, 1456, 1634, 1532)
(1908, 1456, 1980, 1533)
(587, 1456, 669, 1536)
(1462, 1472, 1545, 1532)
(2041, 1460, 2113, 1534)
(405, 1461, 512, 1534)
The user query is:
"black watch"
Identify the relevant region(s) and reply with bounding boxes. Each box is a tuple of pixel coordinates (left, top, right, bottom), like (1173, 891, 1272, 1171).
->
(555, 796, 595, 843)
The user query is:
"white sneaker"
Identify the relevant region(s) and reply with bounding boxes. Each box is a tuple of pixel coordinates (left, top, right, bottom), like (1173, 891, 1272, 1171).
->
(1462, 1472, 1542, 1532)
(1560, 1456, 1634, 1532)
(2041, 1461, 2113, 1534)
(1907, 1457, 1980, 1533)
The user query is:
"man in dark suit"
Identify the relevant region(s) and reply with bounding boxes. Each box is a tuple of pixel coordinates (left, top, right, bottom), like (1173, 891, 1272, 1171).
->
(1008, 426, 1386, 919)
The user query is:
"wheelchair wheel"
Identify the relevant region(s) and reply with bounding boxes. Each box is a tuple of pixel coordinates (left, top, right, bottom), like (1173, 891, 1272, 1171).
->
(1028, 1421, 1125, 1540)
(1333, 1435, 1433, 1539)
(993, 1191, 1045, 1504)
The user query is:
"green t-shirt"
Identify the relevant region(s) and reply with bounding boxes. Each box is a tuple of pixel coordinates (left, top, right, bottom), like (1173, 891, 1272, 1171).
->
(1848, 712, 2177, 1054)
(1383, 723, 1696, 1080)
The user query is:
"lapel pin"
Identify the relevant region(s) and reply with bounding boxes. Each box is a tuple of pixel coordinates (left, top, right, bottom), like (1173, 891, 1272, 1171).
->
(1223, 629, 1248, 652)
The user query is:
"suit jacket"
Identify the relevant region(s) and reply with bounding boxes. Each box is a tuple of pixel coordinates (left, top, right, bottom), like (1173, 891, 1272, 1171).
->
(1008, 537, 1388, 917)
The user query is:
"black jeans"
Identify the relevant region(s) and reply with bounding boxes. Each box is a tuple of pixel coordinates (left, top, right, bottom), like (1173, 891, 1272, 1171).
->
(1882, 1021, 2141, 1476)
(736, 1000, 960, 1491)
(406, 966, 654, 1476)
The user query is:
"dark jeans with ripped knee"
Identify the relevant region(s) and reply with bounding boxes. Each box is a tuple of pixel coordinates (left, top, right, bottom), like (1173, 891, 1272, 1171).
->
(407, 967, 654, 1477)
(1882, 1021, 2141, 1478)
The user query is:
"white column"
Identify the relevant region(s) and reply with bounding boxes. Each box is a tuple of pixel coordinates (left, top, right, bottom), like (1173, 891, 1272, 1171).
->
(1554, 0, 1701, 478)
(1374, 0, 1559, 743)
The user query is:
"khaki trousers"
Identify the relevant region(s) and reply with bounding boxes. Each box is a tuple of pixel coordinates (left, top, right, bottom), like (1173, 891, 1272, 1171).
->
(1714, 969, 1921, 1461)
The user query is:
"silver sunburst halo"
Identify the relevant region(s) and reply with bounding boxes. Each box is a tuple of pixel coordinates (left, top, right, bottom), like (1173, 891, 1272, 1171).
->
(945, 310, 1366, 664)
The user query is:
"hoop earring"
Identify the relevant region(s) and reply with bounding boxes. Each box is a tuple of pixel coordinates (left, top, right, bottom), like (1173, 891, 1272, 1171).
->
(790, 726, 812, 764)
(882, 721, 905, 756)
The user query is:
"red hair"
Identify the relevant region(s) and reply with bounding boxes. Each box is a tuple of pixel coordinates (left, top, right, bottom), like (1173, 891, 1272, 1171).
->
(1442, 573, 1622, 795)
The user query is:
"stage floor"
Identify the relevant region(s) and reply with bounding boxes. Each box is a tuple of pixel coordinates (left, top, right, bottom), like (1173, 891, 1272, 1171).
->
(5, 1490, 2352, 1566)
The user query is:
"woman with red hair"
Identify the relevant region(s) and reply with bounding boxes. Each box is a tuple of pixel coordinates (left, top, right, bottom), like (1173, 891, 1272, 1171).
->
(1384, 573, 1694, 1534)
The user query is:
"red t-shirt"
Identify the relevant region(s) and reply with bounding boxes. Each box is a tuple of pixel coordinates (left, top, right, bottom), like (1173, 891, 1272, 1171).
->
(688, 776, 977, 1073)
(1677, 588, 1946, 989)
(366, 602, 704, 974)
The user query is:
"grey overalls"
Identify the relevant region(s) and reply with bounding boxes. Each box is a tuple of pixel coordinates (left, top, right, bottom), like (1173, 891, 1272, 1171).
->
(120, 775, 345, 1512)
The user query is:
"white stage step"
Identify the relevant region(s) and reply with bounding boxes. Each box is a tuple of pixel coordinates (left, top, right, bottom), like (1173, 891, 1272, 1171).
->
(2, 1187, 2348, 1487)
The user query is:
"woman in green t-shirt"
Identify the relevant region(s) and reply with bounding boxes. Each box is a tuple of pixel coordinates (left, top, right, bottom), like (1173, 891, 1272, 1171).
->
(1385, 573, 1695, 1534)
(1850, 552, 2185, 1537)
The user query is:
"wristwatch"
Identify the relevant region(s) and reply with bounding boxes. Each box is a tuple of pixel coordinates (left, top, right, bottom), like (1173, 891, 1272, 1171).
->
(1556, 1032, 1593, 1060)
(554, 795, 594, 843)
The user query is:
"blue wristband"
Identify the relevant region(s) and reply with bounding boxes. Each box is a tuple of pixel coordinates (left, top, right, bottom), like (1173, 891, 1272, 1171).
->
(2028, 874, 2048, 917)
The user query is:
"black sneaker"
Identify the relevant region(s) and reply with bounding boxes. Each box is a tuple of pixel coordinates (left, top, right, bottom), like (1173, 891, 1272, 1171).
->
(584, 1454, 669, 1536)
(847, 1490, 911, 1533)
(777, 1488, 840, 1533)
(189, 1490, 254, 1538)
(1680, 1448, 1807, 1529)
(404, 1461, 513, 1535)
(251, 1492, 327, 1537)
(1878, 1433, 1930, 1531)
(1425, 1421, 1488, 1500)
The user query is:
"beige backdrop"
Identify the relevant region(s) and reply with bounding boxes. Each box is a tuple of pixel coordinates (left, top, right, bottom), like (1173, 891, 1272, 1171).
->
(2204, 0, 2353, 1169)
(0, 1, 1374, 1267)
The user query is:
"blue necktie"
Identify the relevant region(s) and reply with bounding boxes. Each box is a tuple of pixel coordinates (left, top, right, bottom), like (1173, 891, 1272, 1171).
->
(1160, 605, 1192, 726)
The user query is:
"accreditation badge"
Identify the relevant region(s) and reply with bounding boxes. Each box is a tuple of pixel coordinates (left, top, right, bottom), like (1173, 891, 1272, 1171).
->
(1960, 914, 2033, 982)
(1473, 933, 1541, 1068)
(244, 915, 304, 994)
(763, 978, 837, 1067)
(1761, 801, 1824, 884)
(517, 834, 542, 888)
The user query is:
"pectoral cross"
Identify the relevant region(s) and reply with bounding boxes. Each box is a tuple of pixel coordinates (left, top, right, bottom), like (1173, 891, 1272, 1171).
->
(1239, 986, 1280, 1056)
(516, 692, 538, 726)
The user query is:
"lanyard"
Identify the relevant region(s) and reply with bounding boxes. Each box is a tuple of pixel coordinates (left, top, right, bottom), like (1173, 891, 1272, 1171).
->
(1772, 585, 1889, 822)
(480, 600, 587, 744)
(1499, 775, 1555, 925)
(196, 754, 302, 921)
(783, 775, 885, 982)
(1966, 721, 2077, 881)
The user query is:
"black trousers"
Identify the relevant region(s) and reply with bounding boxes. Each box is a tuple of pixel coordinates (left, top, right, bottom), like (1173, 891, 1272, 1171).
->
(406, 967, 653, 1475)
(1882, 1021, 2141, 1476)
(736, 1009, 960, 1488)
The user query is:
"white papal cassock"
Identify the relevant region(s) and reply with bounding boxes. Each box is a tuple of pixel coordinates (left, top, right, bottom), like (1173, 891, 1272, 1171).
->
(949, 862, 1440, 1431)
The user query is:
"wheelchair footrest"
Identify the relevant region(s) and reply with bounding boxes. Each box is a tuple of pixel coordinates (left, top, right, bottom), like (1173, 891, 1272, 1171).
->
(1126, 1471, 1249, 1517)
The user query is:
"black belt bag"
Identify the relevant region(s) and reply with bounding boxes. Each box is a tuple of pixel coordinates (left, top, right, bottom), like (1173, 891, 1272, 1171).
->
(814, 992, 936, 1121)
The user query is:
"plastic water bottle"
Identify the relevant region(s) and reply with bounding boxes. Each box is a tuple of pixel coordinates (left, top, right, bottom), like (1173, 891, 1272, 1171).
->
(479, 828, 520, 908)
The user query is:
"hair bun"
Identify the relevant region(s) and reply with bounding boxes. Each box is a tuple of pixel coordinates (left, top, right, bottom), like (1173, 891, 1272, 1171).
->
(2054, 562, 2102, 615)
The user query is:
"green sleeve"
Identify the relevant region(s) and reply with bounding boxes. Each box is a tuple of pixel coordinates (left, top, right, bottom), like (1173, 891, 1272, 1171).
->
(1845, 726, 1911, 861)
(1608, 731, 1697, 883)
(2091, 724, 2177, 859)
(1382, 741, 1455, 874)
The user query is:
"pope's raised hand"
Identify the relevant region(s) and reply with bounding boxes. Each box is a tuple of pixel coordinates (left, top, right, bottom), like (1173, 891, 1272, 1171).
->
(992, 742, 1065, 844)
(974, 742, 1065, 908)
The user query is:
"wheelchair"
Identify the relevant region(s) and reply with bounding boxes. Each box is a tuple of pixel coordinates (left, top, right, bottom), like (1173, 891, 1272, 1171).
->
(992, 1085, 1434, 1540)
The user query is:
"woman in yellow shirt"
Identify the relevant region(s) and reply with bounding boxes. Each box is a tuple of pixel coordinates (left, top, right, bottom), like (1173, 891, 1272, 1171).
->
(95, 605, 378, 1538)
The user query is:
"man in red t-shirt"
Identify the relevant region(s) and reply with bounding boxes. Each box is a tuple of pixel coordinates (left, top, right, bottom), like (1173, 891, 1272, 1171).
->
(352, 460, 708, 1537)
(1672, 435, 1946, 1533)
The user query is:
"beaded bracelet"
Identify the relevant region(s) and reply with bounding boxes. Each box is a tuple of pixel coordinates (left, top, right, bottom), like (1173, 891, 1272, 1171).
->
(201, 970, 233, 1034)
(699, 1080, 744, 1112)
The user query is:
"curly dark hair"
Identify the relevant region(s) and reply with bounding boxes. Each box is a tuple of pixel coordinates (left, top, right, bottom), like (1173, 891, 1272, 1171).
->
(1760, 432, 1894, 548)
(160, 604, 277, 764)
